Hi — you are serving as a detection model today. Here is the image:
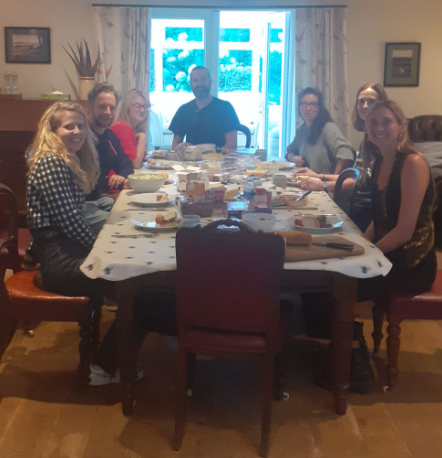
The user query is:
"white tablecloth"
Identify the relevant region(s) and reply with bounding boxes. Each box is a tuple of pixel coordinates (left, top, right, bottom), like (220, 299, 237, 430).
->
(80, 178, 392, 282)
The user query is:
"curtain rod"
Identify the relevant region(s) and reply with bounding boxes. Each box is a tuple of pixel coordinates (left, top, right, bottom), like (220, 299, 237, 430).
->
(92, 4, 347, 9)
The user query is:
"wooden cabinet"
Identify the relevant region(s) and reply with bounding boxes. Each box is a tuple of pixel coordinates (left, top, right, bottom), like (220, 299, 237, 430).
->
(0, 99, 87, 218)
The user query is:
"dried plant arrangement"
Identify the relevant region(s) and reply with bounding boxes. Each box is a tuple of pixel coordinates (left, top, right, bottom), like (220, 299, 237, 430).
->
(63, 38, 101, 77)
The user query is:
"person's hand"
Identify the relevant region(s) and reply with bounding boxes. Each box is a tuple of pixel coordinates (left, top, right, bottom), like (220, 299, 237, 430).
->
(108, 174, 125, 190)
(292, 156, 304, 167)
(296, 167, 320, 179)
(123, 178, 131, 189)
(299, 176, 322, 191)
(135, 132, 146, 145)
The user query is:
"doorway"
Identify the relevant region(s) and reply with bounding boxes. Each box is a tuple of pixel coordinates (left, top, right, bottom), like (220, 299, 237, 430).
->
(149, 9, 294, 157)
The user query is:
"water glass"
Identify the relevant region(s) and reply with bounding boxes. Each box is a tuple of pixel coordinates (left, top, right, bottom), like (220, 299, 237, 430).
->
(179, 214, 201, 227)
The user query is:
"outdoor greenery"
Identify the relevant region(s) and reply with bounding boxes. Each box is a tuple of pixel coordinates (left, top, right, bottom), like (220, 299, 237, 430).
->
(162, 48, 204, 92)
(154, 27, 282, 105)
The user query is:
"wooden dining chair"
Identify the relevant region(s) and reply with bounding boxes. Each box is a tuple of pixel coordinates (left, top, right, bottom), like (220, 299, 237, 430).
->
(0, 183, 32, 266)
(0, 184, 100, 391)
(333, 167, 363, 220)
(238, 123, 252, 148)
(174, 219, 292, 457)
(372, 270, 442, 391)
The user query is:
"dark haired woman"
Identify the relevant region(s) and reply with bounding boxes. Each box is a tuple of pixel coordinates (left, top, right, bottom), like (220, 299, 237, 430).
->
(286, 87, 355, 178)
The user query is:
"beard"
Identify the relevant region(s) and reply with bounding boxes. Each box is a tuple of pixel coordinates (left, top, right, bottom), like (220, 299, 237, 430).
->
(192, 85, 210, 99)
(94, 117, 114, 129)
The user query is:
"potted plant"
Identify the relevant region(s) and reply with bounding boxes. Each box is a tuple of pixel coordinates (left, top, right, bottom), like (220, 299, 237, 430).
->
(64, 38, 101, 100)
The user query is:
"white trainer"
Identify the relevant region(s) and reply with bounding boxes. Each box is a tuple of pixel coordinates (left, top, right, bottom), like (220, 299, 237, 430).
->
(89, 364, 145, 386)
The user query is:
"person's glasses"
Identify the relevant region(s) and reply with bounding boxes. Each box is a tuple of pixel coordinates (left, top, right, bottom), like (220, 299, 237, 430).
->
(133, 104, 150, 112)
(300, 102, 319, 109)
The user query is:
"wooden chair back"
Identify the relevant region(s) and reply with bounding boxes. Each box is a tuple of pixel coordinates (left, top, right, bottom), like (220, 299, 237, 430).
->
(176, 219, 285, 335)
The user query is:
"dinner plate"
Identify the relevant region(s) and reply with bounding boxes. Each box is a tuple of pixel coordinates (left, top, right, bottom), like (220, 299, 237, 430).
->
(129, 193, 174, 207)
(148, 163, 174, 170)
(260, 161, 294, 171)
(287, 214, 343, 234)
(286, 180, 301, 188)
(132, 219, 179, 232)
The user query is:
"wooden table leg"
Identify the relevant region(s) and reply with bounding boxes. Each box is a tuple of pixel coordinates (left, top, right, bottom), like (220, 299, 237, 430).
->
(331, 273, 356, 415)
(114, 277, 140, 416)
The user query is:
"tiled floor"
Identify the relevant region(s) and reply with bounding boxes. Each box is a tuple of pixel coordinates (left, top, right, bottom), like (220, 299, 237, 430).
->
(0, 297, 441, 458)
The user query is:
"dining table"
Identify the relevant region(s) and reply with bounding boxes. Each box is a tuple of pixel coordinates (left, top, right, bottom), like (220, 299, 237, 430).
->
(80, 165, 392, 416)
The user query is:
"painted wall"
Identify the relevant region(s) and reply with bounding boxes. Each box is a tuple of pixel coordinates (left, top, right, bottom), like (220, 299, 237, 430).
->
(1, 0, 441, 146)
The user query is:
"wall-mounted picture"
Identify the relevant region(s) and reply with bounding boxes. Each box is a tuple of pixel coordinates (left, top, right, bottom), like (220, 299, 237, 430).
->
(384, 42, 421, 87)
(4, 27, 51, 64)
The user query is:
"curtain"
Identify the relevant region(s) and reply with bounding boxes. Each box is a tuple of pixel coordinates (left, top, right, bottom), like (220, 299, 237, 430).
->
(295, 8, 350, 139)
(93, 6, 150, 94)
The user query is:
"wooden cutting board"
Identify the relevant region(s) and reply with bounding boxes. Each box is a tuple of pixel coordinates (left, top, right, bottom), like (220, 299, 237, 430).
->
(285, 235, 365, 262)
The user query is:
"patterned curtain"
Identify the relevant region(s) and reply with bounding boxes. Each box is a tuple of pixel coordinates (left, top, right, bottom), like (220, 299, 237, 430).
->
(295, 8, 350, 139)
(93, 6, 150, 94)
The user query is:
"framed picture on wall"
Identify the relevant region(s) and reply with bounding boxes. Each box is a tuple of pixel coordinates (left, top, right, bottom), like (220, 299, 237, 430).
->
(4, 27, 51, 64)
(384, 42, 421, 87)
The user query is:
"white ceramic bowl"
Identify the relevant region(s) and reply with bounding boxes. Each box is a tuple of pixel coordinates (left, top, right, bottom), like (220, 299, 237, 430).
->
(128, 173, 165, 193)
(242, 213, 277, 232)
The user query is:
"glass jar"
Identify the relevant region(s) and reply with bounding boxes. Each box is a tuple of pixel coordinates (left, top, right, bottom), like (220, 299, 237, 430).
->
(4, 73, 11, 94)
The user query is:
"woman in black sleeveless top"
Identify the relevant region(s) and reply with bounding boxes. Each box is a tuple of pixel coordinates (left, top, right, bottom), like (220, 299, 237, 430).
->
(360, 99, 437, 297)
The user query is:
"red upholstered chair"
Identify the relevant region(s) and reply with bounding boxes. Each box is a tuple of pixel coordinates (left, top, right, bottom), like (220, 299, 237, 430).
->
(372, 270, 442, 390)
(0, 184, 100, 390)
(174, 219, 292, 457)
(0, 183, 32, 265)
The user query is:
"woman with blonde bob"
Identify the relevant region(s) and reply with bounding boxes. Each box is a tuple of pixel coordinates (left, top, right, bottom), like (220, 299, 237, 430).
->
(110, 89, 149, 168)
(360, 99, 436, 295)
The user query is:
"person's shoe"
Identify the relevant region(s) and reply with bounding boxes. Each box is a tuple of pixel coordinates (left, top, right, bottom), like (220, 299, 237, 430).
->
(89, 364, 145, 386)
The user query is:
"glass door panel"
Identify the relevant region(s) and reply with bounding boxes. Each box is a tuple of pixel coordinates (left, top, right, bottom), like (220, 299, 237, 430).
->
(262, 12, 286, 157)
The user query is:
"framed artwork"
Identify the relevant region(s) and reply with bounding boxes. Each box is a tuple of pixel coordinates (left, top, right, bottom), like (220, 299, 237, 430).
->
(384, 42, 421, 87)
(4, 27, 51, 64)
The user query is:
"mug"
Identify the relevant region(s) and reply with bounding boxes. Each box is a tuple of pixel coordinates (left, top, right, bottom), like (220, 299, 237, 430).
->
(273, 174, 287, 189)
(255, 149, 267, 161)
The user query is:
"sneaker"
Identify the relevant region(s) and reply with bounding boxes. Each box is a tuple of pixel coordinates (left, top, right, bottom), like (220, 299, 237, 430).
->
(89, 364, 145, 386)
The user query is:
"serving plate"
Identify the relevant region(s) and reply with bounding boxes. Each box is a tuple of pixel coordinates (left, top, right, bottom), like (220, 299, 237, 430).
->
(287, 214, 343, 234)
(129, 193, 174, 207)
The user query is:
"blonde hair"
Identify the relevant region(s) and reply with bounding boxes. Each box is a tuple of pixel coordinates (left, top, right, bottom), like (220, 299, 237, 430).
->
(28, 102, 100, 195)
(362, 99, 415, 169)
(118, 89, 149, 133)
(352, 83, 388, 132)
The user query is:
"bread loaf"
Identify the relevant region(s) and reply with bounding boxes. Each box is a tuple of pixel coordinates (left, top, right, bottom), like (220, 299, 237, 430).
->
(272, 230, 312, 246)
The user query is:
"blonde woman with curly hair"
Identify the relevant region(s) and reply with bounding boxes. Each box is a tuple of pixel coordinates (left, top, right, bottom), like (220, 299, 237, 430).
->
(110, 89, 149, 168)
(27, 102, 103, 295)
(27, 101, 160, 386)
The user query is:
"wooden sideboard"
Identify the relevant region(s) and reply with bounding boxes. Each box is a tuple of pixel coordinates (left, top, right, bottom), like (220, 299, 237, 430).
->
(0, 99, 87, 221)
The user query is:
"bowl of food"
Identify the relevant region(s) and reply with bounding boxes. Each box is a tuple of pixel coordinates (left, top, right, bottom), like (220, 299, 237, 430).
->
(128, 173, 165, 193)
(242, 213, 277, 232)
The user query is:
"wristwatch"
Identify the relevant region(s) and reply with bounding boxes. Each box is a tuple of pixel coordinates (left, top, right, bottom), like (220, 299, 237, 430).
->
(323, 181, 329, 192)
